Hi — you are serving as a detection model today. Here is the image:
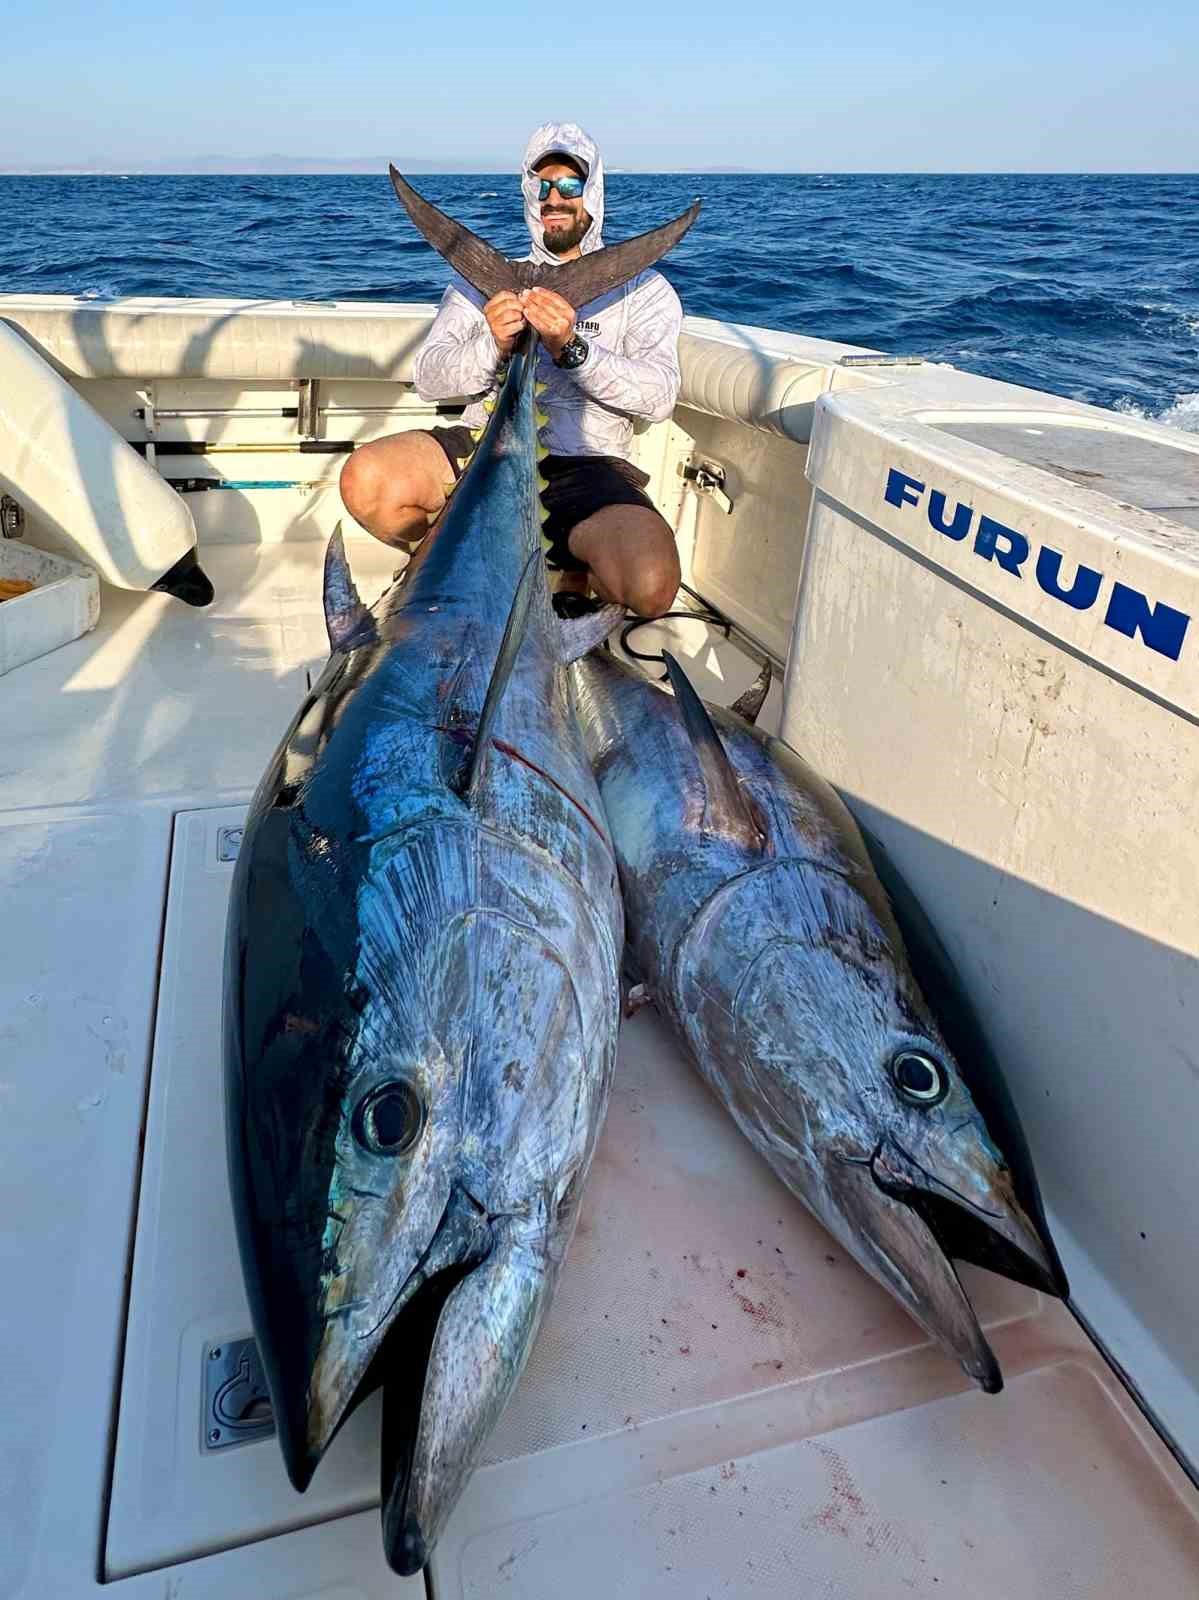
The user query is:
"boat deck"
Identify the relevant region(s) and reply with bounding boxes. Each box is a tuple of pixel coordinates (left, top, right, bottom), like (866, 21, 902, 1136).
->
(5, 536, 1199, 1598)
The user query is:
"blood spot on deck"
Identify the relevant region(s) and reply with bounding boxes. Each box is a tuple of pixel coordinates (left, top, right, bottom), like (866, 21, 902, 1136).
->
(803, 1444, 867, 1538)
(733, 1290, 785, 1329)
(803, 1444, 921, 1563)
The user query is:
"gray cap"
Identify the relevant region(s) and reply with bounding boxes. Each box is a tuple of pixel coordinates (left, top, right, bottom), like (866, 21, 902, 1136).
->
(530, 148, 589, 178)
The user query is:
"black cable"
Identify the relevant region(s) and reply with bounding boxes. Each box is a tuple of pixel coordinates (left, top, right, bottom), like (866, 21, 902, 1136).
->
(619, 605, 730, 680)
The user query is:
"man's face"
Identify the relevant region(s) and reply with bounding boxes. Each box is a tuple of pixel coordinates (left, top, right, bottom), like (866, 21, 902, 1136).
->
(535, 159, 591, 256)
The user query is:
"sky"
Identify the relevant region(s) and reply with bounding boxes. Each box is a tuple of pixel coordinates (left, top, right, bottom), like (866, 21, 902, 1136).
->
(2, 0, 1197, 172)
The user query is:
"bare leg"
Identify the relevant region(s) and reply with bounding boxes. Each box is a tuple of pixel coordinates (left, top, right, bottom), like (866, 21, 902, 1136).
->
(339, 432, 458, 547)
(566, 505, 680, 618)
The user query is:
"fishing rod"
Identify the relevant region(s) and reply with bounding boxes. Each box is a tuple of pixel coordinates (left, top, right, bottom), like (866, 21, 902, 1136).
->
(130, 440, 354, 456)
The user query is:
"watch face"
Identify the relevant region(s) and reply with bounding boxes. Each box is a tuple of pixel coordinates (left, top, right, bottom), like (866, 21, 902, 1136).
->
(558, 335, 588, 369)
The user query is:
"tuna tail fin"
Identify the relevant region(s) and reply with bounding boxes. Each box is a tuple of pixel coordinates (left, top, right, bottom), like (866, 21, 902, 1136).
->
(662, 651, 767, 851)
(323, 522, 379, 652)
(729, 659, 772, 726)
(458, 550, 543, 804)
(389, 166, 522, 299)
(551, 199, 702, 306)
(390, 164, 701, 304)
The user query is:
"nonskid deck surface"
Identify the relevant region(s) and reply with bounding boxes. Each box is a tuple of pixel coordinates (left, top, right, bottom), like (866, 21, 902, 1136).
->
(6, 538, 1199, 1598)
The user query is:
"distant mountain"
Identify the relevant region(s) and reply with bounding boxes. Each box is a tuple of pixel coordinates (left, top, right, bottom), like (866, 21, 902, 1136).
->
(0, 155, 509, 176)
(0, 155, 762, 176)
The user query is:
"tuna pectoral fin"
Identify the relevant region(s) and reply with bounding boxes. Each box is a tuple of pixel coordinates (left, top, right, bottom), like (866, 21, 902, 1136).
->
(552, 200, 702, 306)
(459, 550, 544, 804)
(557, 603, 625, 664)
(381, 1229, 551, 1575)
(323, 522, 379, 652)
(389, 166, 521, 299)
(663, 651, 767, 850)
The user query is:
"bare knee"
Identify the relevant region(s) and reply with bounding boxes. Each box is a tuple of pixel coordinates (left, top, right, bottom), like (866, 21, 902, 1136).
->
(339, 441, 442, 545)
(570, 507, 681, 617)
(623, 547, 681, 618)
(339, 449, 400, 529)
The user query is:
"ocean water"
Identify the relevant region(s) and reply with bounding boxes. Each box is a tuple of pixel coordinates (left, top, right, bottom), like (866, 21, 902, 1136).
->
(1, 172, 1196, 430)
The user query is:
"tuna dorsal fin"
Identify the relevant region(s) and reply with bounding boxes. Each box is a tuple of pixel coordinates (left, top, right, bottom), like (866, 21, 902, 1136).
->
(662, 651, 767, 851)
(323, 523, 379, 652)
(551, 200, 702, 306)
(389, 166, 523, 299)
(459, 550, 543, 804)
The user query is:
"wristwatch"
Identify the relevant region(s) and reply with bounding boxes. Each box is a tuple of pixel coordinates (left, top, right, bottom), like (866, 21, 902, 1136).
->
(554, 334, 590, 371)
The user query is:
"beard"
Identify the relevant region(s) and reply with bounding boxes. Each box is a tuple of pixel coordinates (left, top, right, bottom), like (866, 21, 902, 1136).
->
(541, 208, 590, 255)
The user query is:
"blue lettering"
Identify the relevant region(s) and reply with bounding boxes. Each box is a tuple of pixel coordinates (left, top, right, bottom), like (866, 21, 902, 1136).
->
(927, 490, 972, 541)
(1035, 547, 1102, 611)
(880, 472, 1191, 661)
(1104, 584, 1190, 661)
(884, 468, 924, 510)
(974, 515, 1029, 577)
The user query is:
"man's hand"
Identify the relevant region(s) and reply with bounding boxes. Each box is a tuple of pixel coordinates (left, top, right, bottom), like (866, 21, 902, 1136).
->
(520, 288, 576, 360)
(483, 291, 526, 358)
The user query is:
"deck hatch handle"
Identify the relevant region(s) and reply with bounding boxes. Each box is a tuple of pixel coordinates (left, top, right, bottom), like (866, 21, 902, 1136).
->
(0, 494, 23, 538)
(202, 1337, 275, 1451)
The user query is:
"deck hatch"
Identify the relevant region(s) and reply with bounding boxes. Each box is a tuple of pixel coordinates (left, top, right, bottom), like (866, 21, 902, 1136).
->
(931, 419, 1199, 531)
(104, 805, 389, 1580)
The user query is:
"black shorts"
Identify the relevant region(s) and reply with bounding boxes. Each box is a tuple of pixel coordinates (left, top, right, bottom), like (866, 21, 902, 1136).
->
(429, 425, 658, 573)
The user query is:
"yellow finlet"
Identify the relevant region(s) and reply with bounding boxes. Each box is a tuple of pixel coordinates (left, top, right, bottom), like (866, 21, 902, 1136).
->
(441, 481, 456, 499)
(535, 407, 550, 428)
(535, 380, 548, 396)
(536, 443, 549, 461)
(482, 397, 496, 415)
(469, 427, 484, 443)
(456, 456, 473, 473)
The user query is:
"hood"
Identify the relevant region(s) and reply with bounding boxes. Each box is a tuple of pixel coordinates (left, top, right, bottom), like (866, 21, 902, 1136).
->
(522, 121, 604, 265)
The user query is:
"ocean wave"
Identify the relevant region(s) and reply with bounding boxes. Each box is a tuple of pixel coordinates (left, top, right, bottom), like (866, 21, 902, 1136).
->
(1114, 392, 1199, 434)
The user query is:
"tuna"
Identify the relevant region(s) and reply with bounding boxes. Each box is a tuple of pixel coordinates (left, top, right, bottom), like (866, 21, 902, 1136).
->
(223, 175, 697, 1573)
(571, 647, 1068, 1393)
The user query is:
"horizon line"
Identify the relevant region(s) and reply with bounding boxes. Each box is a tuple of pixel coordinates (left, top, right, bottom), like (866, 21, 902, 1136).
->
(1, 164, 1197, 177)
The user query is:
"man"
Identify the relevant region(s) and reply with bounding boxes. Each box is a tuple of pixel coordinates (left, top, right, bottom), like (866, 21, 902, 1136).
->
(340, 122, 683, 618)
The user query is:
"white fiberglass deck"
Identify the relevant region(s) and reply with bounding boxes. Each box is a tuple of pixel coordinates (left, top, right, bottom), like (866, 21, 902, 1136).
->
(4, 537, 1199, 1599)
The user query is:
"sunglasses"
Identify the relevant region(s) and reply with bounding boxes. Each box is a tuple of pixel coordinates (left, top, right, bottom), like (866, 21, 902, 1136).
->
(536, 174, 585, 201)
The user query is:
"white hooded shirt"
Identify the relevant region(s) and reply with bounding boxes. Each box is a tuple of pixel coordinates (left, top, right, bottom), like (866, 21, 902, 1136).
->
(412, 122, 683, 461)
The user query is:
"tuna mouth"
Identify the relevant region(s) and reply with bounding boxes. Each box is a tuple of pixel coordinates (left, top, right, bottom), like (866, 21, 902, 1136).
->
(830, 1146, 1003, 1394)
(290, 1188, 492, 1509)
(894, 1186, 1066, 1297)
(377, 1259, 478, 1574)
(867, 1142, 1066, 1300)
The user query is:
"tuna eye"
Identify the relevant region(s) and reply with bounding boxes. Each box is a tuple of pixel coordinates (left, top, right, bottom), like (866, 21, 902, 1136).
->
(891, 1051, 948, 1106)
(354, 1080, 425, 1155)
